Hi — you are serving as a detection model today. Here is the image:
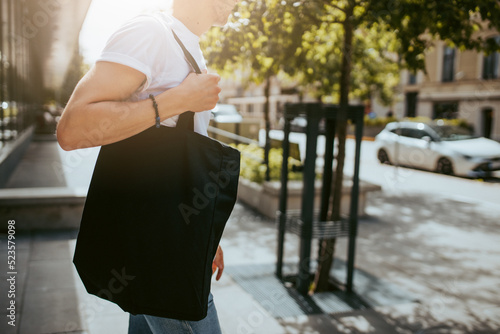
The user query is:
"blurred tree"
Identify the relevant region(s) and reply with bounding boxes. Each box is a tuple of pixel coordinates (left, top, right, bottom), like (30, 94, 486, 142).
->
(202, 0, 309, 181)
(283, 3, 402, 292)
(203, 0, 400, 178)
(287, 19, 400, 105)
(368, 0, 500, 72)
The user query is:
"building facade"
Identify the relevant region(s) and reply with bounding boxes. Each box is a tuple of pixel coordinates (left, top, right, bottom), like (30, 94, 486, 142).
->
(0, 0, 91, 186)
(401, 34, 500, 141)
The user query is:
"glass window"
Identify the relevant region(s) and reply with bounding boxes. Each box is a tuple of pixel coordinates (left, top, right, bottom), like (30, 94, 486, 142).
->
(405, 92, 418, 117)
(433, 102, 458, 120)
(442, 46, 455, 82)
(429, 125, 475, 141)
(483, 36, 500, 80)
(408, 72, 417, 85)
(397, 128, 415, 138)
(412, 129, 429, 139)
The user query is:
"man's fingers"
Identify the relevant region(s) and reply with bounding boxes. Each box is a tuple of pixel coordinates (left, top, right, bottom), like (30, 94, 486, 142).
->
(213, 245, 224, 281)
(211, 72, 221, 83)
(216, 266, 224, 281)
(212, 261, 223, 280)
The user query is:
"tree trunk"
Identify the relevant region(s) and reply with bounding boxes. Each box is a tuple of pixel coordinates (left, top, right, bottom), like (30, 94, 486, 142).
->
(263, 75, 272, 181)
(313, 6, 354, 293)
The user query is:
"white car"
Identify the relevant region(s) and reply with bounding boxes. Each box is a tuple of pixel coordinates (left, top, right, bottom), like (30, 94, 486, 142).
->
(375, 121, 500, 178)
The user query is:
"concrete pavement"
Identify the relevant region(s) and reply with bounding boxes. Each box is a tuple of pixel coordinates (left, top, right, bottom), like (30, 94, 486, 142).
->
(1, 135, 499, 333)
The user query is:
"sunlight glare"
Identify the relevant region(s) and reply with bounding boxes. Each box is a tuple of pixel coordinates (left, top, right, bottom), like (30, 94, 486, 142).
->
(79, 0, 172, 64)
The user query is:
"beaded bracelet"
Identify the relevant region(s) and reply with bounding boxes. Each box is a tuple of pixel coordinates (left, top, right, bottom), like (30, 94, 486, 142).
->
(148, 94, 161, 128)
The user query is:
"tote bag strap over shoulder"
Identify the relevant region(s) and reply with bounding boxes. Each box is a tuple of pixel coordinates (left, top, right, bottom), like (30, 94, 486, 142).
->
(171, 30, 201, 131)
(172, 30, 202, 75)
(177, 111, 195, 131)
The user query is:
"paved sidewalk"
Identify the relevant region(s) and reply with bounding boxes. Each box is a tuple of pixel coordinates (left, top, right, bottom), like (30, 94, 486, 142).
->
(1, 136, 500, 333)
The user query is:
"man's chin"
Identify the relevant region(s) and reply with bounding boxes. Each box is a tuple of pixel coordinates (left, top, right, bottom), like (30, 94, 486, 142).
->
(213, 3, 236, 27)
(213, 15, 231, 27)
(213, 21, 228, 27)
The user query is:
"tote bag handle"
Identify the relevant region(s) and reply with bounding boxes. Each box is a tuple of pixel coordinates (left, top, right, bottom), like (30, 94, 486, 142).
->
(172, 30, 202, 75)
(171, 30, 203, 131)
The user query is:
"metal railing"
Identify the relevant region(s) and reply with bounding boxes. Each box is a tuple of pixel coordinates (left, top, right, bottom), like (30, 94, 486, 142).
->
(207, 125, 260, 146)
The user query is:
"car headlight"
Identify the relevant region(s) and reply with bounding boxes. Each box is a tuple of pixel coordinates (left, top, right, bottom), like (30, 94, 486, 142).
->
(461, 154, 487, 163)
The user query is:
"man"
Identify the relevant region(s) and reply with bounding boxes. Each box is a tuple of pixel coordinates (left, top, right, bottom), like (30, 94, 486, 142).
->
(57, 0, 239, 333)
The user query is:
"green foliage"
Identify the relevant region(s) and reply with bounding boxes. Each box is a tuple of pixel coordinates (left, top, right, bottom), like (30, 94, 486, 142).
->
(364, 115, 397, 127)
(404, 116, 472, 129)
(202, 0, 305, 84)
(202, 1, 402, 106)
(367, 0, 500, 72)
(366, 115, 473, 131)
(288, 8, 401, 105)
(235, 143, 303, 184)
(203, 0, 500, 100)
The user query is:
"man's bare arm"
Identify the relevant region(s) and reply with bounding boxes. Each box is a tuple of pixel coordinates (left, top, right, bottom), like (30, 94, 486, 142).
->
(57, 61, 220, 151)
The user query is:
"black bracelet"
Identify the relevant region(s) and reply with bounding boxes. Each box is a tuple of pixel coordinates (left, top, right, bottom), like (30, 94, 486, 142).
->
(149, 94, 161, 128)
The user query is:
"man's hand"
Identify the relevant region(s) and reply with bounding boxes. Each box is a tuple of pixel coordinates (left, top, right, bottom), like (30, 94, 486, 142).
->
(175, 70, 221, 112)
(212, 245, 224, 281)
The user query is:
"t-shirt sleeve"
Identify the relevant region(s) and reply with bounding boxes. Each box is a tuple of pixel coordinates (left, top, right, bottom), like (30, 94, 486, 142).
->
(97, 15, 166, 92)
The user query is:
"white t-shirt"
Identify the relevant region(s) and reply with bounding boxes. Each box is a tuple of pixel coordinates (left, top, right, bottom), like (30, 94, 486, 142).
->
(97, 13, 211, 136)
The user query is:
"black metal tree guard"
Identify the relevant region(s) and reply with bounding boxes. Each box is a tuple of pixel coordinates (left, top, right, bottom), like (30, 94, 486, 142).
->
(276, 102, 364, 296)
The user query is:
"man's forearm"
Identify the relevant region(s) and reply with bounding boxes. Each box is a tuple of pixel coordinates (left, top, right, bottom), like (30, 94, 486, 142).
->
(57, 88, 187, 151)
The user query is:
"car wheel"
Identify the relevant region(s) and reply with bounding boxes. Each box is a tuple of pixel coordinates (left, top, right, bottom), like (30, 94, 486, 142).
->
(377, 149, 391, 164)
(436, 157, 454, 175)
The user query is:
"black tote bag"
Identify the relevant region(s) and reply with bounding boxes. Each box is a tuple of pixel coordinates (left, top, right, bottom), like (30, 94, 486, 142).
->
(73, 31, 240, 321)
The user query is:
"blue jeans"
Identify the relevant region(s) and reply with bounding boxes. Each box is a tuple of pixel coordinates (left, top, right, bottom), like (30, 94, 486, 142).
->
(128, 293, 222, 334)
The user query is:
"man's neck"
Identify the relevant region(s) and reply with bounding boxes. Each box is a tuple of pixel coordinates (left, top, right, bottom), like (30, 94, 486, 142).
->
(172, 4, 211, 37)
